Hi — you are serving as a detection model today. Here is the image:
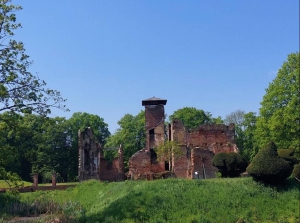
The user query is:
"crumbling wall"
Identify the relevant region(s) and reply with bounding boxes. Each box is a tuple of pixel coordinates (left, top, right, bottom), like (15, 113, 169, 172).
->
(172, 146, 190, 178)
(187, 124, 237, 153)
(127, 148, 165, 180)
(78, 128, 125, 182)
(78, 128, 101, 181)
(171, 121, 238, 179)
(191, 148, 218, 179)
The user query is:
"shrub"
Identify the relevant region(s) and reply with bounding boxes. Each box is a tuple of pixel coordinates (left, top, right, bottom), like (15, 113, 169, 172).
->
(246, 142, 293, 184)
(292, 163, 300, 181)
(278, 148, 299, 167)
(212, 152, 248, 177)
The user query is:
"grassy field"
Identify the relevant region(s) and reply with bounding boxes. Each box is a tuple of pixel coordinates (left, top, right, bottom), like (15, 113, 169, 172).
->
(1, 177, 299, 223)
(0, 180, 32, 188)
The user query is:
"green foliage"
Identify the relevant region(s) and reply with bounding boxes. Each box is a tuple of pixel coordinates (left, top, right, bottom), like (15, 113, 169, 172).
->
(155, 141, 183, 172)
(224, 110, 258, 161)
(247, 142, 293, 184)
(0, 166, 23, 190)
(292, 164, 300, 181)
(105, 110, 145, 168)
(212, 152, 248, 177)
(0, 192, 85, 222)
(5, 178, 298, 222)
(0, 111, 110, 183)
(169, 107, 212, 129)
(0, 0, 67, 116)
(278, 148, 299, 167)
(255, 52, 300, 153)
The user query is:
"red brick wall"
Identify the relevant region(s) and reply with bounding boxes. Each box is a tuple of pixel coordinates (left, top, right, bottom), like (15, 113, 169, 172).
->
(145, 104, 165, 150)
(191, 149, 218, 179)
(173, 146, 190, 178)
(145, 105, 165, 130)
(99, 158, 119, 181)
(171, 121, 238, 179)
(128, 149, 165, 180)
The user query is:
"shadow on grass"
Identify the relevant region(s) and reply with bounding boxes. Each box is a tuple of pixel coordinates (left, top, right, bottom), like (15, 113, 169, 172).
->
(78, 190, 166, 223)
(255, 177, 299, 192)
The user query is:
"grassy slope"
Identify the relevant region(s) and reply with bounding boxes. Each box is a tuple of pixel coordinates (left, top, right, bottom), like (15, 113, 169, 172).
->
(20, 178, 299, 223)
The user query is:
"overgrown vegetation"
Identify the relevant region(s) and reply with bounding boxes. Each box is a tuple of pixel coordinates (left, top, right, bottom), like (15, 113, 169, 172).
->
(1, 178, 298, 223)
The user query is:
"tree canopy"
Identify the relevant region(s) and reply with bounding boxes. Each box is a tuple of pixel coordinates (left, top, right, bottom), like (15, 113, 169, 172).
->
(169, 107, 213, 129)
(105, 110, 145, 168)
(0, 0, 67, 116)
(255, 52, 300, 154)
(224, 110, 258, 161)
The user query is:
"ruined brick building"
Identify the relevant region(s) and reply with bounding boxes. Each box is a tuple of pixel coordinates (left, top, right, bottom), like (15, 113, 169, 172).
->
(127, 97, 238, 180)
(78, 97, 238, 181)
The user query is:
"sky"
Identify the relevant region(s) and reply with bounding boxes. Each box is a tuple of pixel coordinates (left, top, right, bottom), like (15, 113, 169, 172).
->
(12, 0, 299, 133)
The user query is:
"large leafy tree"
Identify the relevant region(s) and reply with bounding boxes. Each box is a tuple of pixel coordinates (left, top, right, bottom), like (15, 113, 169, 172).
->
(68, 112, 110, 145)
(255, 52, 300, 154)
(169, 107, 213, 129)
(105, 110, 145, 168)
(0, 0, 67, 184)
(224, 110, 258, 161)
(30, 116, 74, 182)
(0, 0, 67, 116)
(0, 113, 75, 182)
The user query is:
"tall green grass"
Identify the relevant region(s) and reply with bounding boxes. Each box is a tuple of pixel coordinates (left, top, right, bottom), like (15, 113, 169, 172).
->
(2, 177, 299, 223)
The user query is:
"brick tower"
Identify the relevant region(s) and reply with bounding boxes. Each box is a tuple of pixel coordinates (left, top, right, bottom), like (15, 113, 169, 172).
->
(142, 97, 167, 151)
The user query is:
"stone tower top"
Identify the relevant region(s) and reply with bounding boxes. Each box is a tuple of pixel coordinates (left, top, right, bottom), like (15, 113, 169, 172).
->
(142, 96, 167, 106)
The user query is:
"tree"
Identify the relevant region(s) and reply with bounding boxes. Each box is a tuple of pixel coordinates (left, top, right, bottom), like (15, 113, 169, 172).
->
(30, 116, 73, 182)
(0, 0, 67, 184)
(155, 141, 183, 172)
(242, 112, 258, 160)
(224, 110, 245, 127)
(105, 111, 145, 168)
(255, 52, 300, 154)
(0, 112, 35, 181)
(0, 113, 75, 182)
(169, 107, 212, 129)
(246, 142, 293, 184)
(212, 152, 248, 177)
(224, 110, 258, 161)
(224, 110, 246, 157)
(0, 0, 67, 116)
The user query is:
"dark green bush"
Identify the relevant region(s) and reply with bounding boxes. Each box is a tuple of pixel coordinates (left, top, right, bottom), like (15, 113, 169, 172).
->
(246, 142, 293, 184)
(292, 163, 300, 181)
(212, 152, 248, 177)
(278, 148, 299, 167)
